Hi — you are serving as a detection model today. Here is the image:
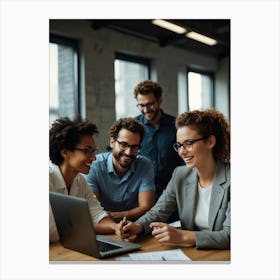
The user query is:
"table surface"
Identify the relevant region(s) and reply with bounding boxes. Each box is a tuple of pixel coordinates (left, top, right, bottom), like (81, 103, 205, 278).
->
(50, 234, 230, 262)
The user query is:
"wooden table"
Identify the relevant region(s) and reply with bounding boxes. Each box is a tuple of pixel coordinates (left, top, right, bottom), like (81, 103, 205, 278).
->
(50, 234, 230, 262)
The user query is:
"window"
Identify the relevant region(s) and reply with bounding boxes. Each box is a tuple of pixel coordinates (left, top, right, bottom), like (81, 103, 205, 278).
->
(49, 34, 79, 125)
(114, 53, 150, 119)
(187, 69, 214, 111)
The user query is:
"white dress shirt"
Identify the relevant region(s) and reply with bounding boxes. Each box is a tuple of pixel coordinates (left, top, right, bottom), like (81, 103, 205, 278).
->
(49, 163, 108, 242)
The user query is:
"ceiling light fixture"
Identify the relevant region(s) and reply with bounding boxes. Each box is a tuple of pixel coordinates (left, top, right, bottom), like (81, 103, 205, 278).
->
(186, 31, 217, 46)
(152, 19, 187, 34)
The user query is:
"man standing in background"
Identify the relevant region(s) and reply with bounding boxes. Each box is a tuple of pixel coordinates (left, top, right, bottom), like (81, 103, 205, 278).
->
(134, 80, 182, 221)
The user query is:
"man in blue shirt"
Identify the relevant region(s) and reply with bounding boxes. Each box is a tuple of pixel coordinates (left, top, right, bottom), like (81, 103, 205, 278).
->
(85, 118, 155, 222)
(134, 80, 183, 202)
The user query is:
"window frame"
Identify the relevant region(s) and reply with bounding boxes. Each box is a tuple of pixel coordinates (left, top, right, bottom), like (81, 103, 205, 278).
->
(49, 34, 80, 117)
(186, 66, 215, 111)
(115, 52, 151, 79)
(114, 52, 151, 119)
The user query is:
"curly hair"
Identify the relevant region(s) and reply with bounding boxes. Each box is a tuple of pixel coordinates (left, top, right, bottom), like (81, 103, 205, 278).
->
(133, 80, 162, 100)
(49, 115, 98, 165)
(109, 118, 145, 142)
(176, 109, 230, 162)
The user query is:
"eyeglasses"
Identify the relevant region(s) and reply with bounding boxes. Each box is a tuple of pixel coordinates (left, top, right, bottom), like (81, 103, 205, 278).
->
(136, 101, 157, 110)
(173, 137, 208, 152)
(115, 139, 140, 152)
(74, 147, 99, 157)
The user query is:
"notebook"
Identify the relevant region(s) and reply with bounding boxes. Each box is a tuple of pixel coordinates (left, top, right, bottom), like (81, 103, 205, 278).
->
(49, 191, 140, 258)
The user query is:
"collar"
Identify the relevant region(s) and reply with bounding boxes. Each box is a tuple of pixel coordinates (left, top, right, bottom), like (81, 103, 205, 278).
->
(50, 164, 66, 188)
(106, 153, 115, 173)
(50, 163, 80, 194)
(184, 160, 228, 189)
(213, 160, 228, 187)
(142, 109, 166, 126)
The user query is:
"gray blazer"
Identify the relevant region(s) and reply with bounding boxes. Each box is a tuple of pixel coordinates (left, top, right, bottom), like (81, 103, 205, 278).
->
(136, 160, 230, 249)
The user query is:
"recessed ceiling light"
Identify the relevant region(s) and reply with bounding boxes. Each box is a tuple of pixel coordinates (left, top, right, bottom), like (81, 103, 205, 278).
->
(152, 19, 187, 34)
(186, 31, 217, 46)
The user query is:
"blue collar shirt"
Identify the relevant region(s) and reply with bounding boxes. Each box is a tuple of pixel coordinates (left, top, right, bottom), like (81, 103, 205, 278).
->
(84, 152, 155, 212)
(135, 110, 183, 197)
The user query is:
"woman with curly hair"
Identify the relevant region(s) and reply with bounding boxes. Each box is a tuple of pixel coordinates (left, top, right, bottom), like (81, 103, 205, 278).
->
(116, 109, 230, 249)
(49, 115, 117, 242)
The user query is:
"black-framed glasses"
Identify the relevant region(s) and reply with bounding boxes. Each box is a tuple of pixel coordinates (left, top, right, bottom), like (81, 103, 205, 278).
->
(115, 139, 140, 152)
(74, 147, 99, 157)
(173, 136, 208, 152)
(136, 101, 157, 110)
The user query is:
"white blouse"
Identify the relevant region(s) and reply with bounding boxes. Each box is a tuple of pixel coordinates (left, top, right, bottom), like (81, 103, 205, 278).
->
(194, 182, 213, 230)
(49, 163, 108, 242)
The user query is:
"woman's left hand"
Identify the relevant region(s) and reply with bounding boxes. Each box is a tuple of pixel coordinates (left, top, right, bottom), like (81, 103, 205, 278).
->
(150, 222, 196, 246)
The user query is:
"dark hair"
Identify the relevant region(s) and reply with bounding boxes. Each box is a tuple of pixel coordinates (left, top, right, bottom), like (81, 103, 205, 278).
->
(133, 80, 162, 100)
(109, 118, 145, 143)
(49, 115, 98, 165)
(176, 109, 230, 162)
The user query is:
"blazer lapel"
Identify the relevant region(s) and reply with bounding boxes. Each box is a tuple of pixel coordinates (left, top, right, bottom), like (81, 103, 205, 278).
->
(184, 170, 198, 229)
(208, 161, 227, 230)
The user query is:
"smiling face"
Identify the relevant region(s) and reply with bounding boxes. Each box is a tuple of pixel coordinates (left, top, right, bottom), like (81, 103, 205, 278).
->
(110, 128, 140, 172)
(176, 126, 215, 170)
(136, 93, 162, 123)
(61, 134, 97, 175)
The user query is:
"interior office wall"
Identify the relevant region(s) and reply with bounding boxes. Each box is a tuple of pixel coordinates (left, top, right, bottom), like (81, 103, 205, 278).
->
(50, 20, 230, 151)
(215, 56, 230, 121)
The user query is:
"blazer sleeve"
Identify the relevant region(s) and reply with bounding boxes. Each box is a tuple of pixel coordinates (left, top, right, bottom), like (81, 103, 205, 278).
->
(136, 167, 180, 234)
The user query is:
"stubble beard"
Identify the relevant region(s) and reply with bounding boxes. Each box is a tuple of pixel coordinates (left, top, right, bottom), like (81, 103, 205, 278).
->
(113, 150, 135, 169)
(145, 107, 160, 122)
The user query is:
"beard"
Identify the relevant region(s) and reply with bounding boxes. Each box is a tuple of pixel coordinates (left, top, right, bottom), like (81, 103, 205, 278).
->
(144, 107, 160, 122)
(112, 150, 136, 169)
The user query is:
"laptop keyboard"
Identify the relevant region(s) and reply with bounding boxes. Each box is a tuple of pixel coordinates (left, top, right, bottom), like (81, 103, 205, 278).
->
(97, 240, 122, 252)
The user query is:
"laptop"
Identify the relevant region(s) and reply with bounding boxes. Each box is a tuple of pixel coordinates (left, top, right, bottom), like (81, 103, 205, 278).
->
(49, 191, 140, 258)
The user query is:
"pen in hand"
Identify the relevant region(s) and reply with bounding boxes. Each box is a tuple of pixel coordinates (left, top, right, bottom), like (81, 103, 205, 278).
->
(122, 216, 127, 225)
(122, 216, 128, 234)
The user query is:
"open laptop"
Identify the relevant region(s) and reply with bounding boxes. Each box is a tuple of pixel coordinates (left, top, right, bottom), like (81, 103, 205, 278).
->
(49, 192, 140, 258)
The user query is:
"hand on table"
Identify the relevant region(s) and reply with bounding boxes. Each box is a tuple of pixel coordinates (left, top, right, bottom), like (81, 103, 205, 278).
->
(150, 222, 196, 246)
(115, 219, 143, 240)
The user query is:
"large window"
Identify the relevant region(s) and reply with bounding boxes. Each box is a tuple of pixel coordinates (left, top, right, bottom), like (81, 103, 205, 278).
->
(49, 34, 79, 125)
(114, 53, 150, 119)
(187, 69, 214, 111)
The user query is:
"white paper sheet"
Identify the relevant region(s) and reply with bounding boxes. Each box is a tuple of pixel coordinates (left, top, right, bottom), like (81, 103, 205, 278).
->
(127, 249, 191, 261)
